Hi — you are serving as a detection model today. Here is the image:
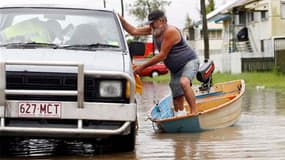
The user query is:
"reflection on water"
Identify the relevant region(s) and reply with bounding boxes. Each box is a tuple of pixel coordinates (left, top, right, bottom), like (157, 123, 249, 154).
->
(243, 88, 285, 115)
(1, 82, 285, 159)
(1, 138, 111, 157)
(144, 126, 243, 160)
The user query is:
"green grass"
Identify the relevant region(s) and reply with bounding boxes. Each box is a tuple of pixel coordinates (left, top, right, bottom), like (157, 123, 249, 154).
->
(142, 72, 285, 90)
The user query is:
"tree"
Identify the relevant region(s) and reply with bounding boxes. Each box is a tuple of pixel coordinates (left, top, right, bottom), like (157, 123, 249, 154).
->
(206, 0, 215, 14)
(128, 0, 171, 22)
(127, 0, 171, 42)
(185, 14, 193, 29)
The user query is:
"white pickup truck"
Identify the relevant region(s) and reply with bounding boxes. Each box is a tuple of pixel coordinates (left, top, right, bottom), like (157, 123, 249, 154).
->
(0, 1, 143, 152)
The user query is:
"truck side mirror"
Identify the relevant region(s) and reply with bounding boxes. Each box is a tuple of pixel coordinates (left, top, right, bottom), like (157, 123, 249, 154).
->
(128, 41, 145, 57)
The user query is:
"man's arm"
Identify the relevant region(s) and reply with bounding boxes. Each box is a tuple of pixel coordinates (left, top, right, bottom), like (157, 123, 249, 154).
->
(134, 27, 181, 74)
(119, 15, 151, 36)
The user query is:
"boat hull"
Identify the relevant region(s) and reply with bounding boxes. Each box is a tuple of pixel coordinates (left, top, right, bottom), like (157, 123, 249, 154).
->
(149, 80, 245, 133)
(199, 94, 242, 130)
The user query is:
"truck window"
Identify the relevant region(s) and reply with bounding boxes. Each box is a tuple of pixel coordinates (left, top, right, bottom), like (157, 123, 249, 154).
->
(0, 8, 124, 49)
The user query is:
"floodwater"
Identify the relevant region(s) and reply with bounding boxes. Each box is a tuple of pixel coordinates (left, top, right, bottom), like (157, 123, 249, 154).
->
(1, 82, 285, 160)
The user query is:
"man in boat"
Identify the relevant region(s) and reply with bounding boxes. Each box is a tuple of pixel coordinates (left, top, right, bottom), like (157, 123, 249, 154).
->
(119, 10, 199, 116)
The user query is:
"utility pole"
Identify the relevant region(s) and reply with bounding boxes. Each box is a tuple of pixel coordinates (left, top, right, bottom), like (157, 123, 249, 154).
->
(103, 0, 124, 17)
(103, 0, 106, 8)
(121, 0, 124, 17)
(201, 0, 210, 60)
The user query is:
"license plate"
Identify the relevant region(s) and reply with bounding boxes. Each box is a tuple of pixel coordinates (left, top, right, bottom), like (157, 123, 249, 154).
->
(18, 102, 61, 118)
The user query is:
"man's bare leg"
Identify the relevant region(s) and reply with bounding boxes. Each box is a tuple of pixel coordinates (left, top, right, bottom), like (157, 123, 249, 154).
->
(180, 76, 197, 114)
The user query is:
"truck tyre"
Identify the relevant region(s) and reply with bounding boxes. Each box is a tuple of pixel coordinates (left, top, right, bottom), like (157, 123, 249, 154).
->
(111, 122, 136, 152)
(151, 71, 159, 77)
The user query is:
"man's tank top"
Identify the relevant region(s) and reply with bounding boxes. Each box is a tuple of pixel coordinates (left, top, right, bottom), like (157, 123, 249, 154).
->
(154, 28, 197, 73)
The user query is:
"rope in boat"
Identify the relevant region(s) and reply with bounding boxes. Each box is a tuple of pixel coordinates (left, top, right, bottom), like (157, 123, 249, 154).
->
(152, 80, 159, 106)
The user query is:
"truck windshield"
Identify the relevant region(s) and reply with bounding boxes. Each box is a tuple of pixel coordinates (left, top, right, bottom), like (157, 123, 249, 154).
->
(0, 8, 124, 50)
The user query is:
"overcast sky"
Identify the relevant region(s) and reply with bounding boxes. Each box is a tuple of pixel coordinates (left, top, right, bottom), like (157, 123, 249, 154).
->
(3, 0, 226, 28)
(103, 0, 226, 29)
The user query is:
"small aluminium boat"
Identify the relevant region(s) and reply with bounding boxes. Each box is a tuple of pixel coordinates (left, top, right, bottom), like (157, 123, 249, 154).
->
(147, 60, 245, 133)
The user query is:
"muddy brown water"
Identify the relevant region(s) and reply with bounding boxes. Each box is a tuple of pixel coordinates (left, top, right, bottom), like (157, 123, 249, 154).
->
(1, 82, 285, 160)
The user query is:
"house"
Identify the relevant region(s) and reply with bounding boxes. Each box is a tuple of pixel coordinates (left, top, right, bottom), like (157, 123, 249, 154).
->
(191, 0, 285, 73)
(186, 22, 224, 55)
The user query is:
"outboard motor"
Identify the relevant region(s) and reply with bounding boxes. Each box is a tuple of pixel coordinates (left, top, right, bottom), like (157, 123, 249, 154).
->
(196, 59, 215, 91)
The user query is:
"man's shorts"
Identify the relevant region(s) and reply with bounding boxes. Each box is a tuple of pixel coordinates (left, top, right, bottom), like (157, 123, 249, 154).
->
(169, 59, 200, 98)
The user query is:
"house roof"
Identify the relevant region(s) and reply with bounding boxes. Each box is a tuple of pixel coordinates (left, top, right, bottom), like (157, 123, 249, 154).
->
(196, 0, 258, 24)
(206, 0, 240, 21)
